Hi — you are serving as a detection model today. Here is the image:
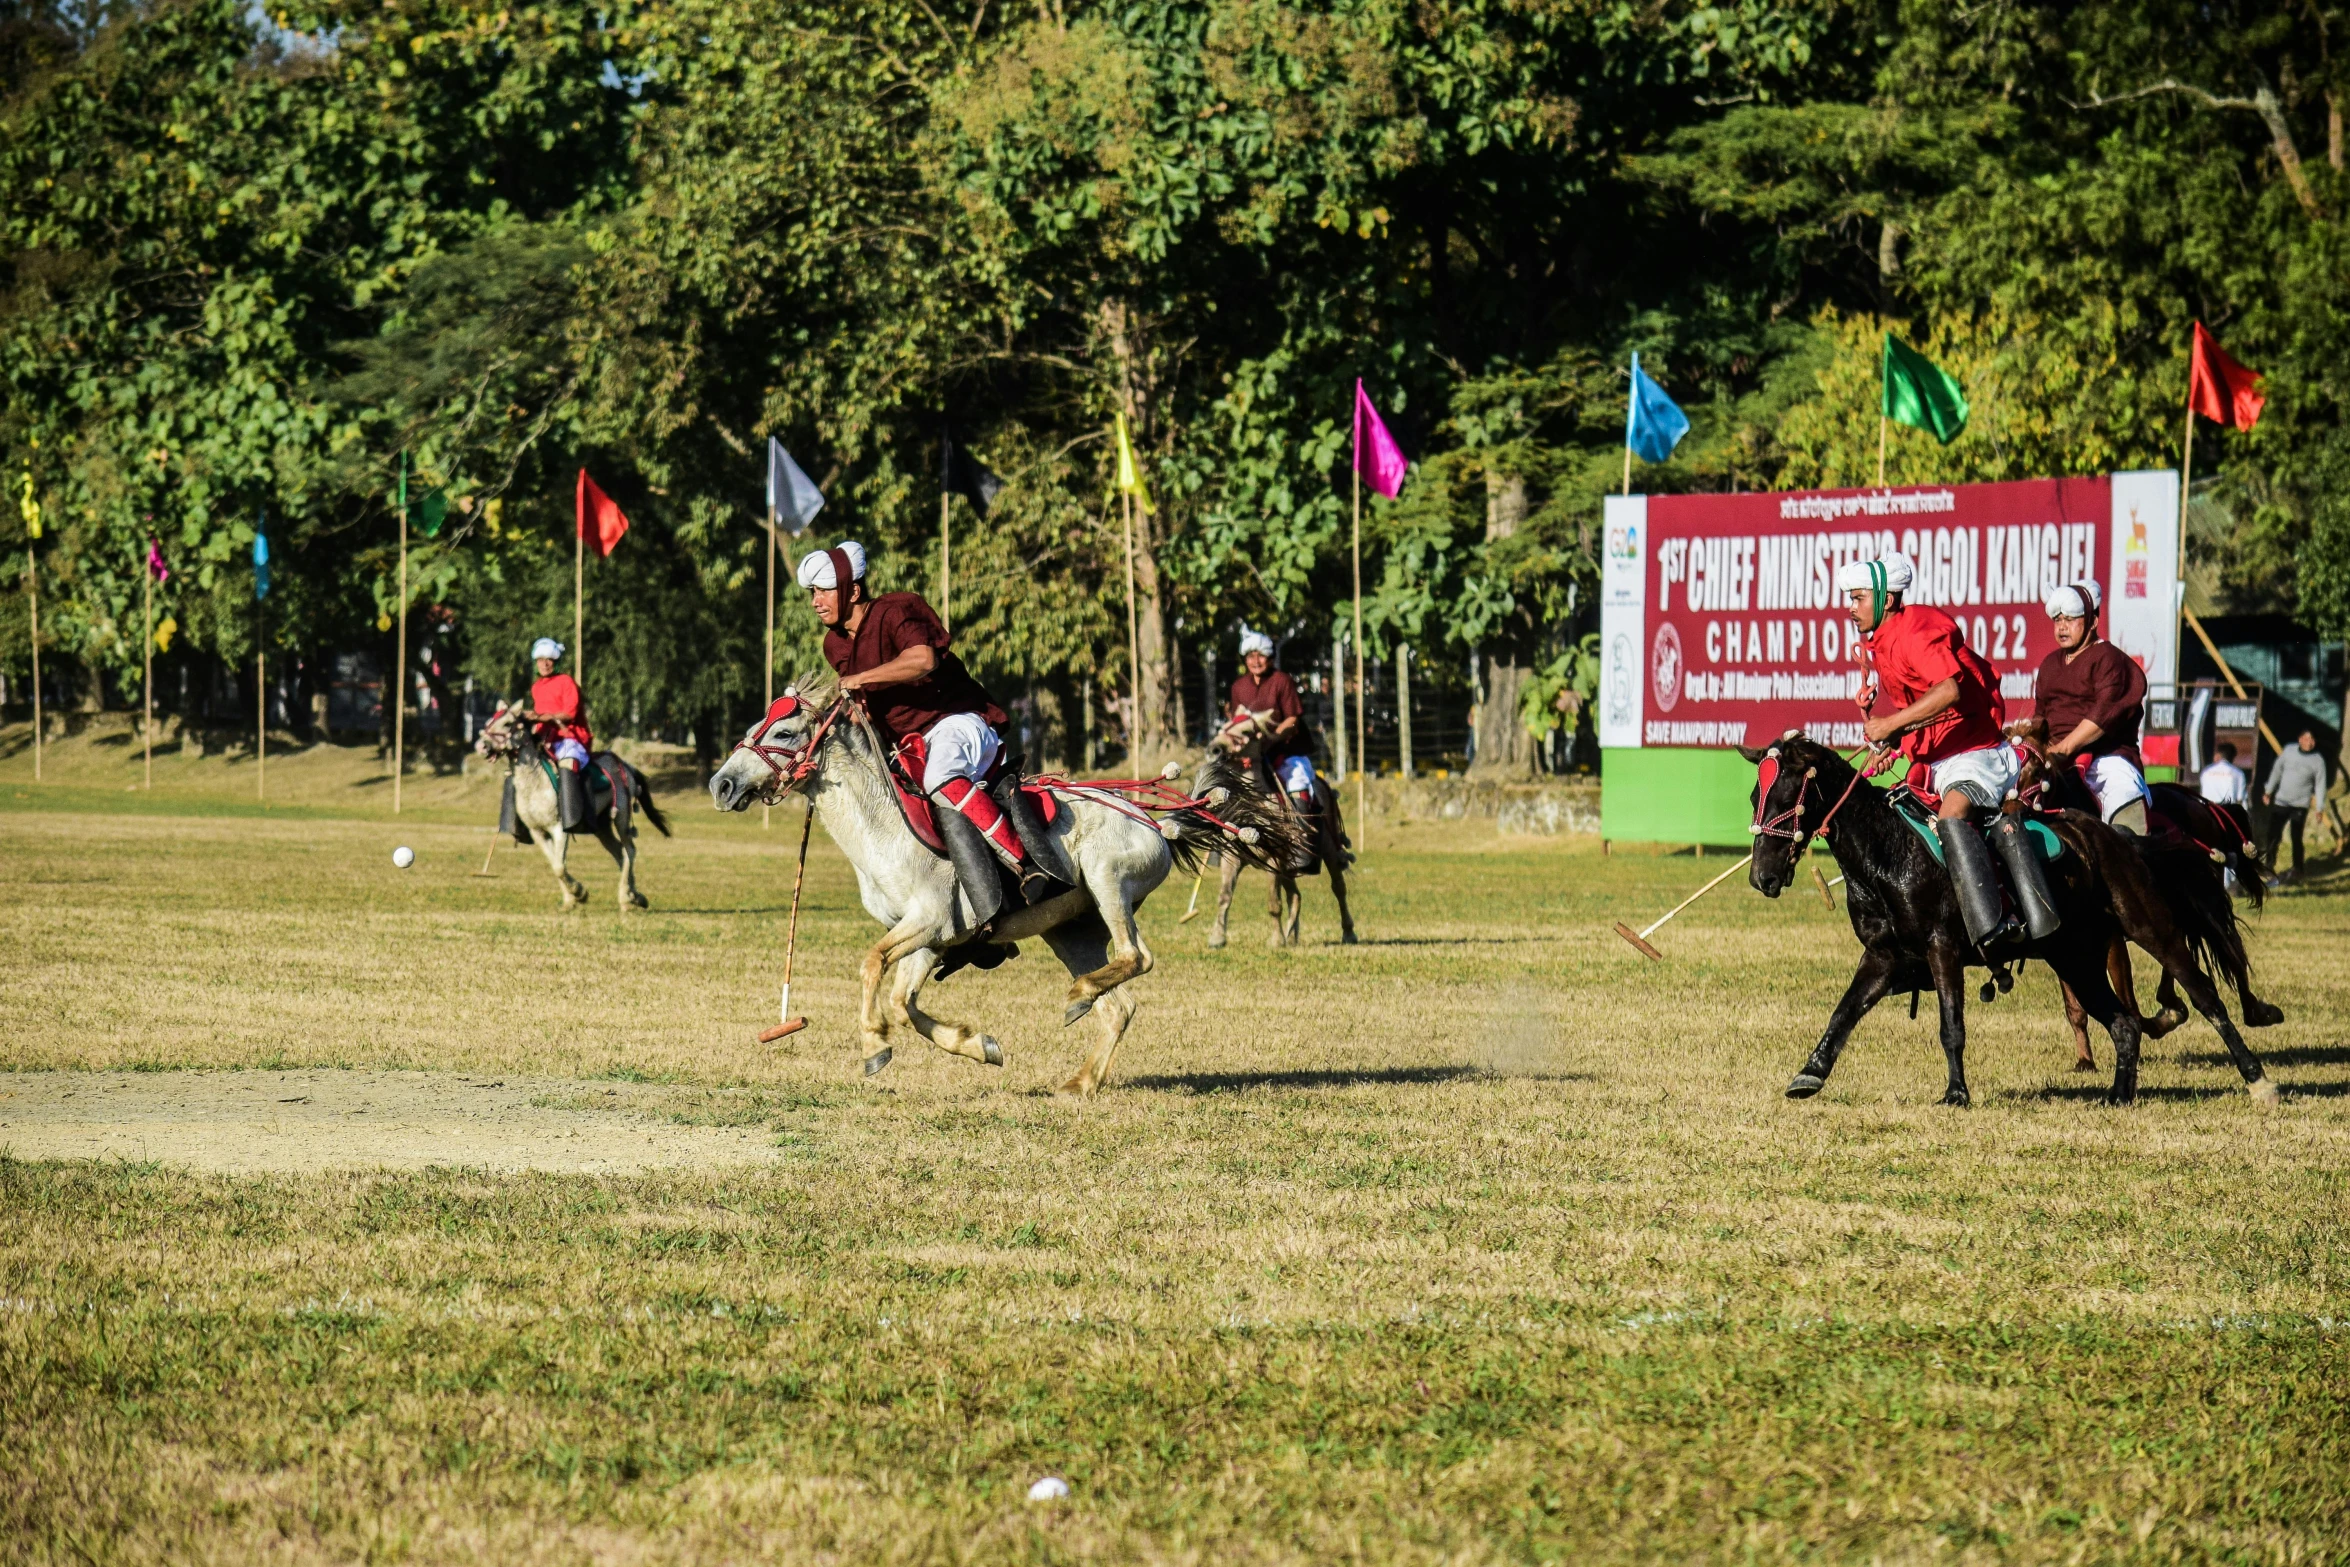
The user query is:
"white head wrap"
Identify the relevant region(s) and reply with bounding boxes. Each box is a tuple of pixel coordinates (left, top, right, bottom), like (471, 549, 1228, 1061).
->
(2043, 579, 2102, 620)
(795, 540, 868, 590)
(1833, 551, 1917, 597)
(1238, 629, 1275, 658)
(530, 637, 565, 662)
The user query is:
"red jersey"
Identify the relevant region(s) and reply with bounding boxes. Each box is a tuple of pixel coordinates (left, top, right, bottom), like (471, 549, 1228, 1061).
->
(822, 591, 1006, 746)
(529, 673, 593, 751)
(1862, 603, 2004, 765)
(1228, 670, 1306, 763)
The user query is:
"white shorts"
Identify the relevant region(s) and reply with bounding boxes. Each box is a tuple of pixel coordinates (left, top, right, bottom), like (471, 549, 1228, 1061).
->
(551, 739, 592, 768)
(1274, 754, 1315, 795)
(918, 712, 1002, 793)
(2081, 753, 2150, 820)
(1928, 742, 2021, 810)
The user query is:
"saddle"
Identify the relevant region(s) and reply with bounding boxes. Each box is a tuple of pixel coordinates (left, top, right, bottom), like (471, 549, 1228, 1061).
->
(877, 730, 1059, 857)
(503, 752, 631, 844)
(1888, 784, 2066, 866)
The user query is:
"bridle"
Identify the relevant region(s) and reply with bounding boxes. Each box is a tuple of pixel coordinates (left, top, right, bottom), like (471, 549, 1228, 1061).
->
(1751, 740, 1882, 850)
(731, 691, 853, 799)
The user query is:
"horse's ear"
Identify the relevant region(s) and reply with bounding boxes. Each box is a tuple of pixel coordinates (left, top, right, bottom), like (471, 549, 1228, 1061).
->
(1735, 743, 1770, 764)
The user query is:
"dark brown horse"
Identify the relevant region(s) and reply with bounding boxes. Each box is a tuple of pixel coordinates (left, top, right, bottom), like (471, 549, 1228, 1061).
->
(1743, 734, 2279, 1107)
(1201, 712, 1358, 948)
(2005, 719, 2284, 1069)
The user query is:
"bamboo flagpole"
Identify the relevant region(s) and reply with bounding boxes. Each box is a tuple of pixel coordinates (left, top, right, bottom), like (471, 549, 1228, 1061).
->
(142, 538, 153, 790)
(573, 480, 584, 698)
(1351, 458, 1365, 831)
(393, 457, 409, 813)
(255, 508, 268, 802)
(764, 508, 777, 831)
(1124, 486, 1141, 750)
(940, 479, 953, 633)
(20, 466, 40, 782)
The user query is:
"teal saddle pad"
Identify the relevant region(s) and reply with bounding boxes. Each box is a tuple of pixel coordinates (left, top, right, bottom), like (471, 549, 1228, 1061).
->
(1888, 789, 2065, 866)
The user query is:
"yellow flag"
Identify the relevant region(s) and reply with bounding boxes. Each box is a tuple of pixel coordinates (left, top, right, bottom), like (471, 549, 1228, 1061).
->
(155, 615, 177, 653)
(17, 472, 38, 540)
(1114, 414, 1155, 515)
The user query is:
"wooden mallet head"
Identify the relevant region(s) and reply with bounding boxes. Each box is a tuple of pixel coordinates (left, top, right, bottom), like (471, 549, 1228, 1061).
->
(756, 1018, 807, 1044)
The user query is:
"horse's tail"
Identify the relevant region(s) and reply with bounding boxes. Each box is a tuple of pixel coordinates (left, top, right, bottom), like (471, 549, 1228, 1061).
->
(2143, 838, 2254, 1003)
(1167, 750, 1310, 875)
(632, 765, 673, 838)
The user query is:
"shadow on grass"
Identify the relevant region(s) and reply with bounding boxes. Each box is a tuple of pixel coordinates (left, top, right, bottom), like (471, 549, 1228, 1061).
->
(1336, 936, 1549, 947)
(2176, 1044, 2350, 1069)
(1123, 1064, 1511, 1095)
(2003, 1078, 2350, 1103)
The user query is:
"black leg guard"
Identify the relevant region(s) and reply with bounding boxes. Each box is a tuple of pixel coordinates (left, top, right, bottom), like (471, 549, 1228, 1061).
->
(935, 804, 1006, 930)
(558, 766, 590, 831)
(500, 773, 533, 844)
(1989, 814, 2062, 939)
(1937, 817, 2019, 951)
(991, 773, 1078, 889)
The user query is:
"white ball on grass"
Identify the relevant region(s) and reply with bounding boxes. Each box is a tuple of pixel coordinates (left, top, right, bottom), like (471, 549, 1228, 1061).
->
(1027, 1476, 1070, 1503)
(391, 846, 415, 869)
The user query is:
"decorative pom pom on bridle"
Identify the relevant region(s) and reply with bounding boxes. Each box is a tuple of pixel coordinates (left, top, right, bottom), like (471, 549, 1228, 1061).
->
(1159, 821, 1183, 841)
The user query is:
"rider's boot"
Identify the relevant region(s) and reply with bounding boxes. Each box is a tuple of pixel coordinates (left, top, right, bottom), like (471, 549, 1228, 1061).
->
(990, 772, 1079, 896)
(558, 763, 590, 831)
(1937, 815, 2025, 952)
(1990, 811, 2063, 940)
(932, 777, 1035, 929)
(500, 773, 534, 844)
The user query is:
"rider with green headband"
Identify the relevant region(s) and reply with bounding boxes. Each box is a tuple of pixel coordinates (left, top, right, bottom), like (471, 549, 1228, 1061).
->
(1840, 550, 2056, 952)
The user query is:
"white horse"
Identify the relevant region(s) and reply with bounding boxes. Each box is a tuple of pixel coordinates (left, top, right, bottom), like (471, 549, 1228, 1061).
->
(476, 703, 671, 910)
(707, 677, 1304, 1096)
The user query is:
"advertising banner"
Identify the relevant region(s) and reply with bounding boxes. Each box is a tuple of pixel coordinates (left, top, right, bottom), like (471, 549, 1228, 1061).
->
(1600, 474, 2178, 752)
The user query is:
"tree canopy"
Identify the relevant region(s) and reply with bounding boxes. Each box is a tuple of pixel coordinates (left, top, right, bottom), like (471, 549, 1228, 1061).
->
(6, 0, 2348, 765)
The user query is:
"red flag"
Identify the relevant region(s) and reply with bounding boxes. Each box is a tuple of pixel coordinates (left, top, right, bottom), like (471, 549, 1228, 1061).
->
(2189, 322, 2265, 429)
(575, 469, 630, 557)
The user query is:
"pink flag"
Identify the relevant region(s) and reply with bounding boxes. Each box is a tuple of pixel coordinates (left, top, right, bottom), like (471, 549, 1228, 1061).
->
(146, 540, 171, 583)
(1353, 379, 1409, 498)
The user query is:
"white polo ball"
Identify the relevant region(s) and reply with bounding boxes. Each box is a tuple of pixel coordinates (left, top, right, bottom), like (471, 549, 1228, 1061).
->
(391, 846, 415, 869)
(1027, 1476, 1070, 1503)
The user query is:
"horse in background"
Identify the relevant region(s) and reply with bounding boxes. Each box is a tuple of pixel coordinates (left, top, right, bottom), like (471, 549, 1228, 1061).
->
(1744, 734, 2278, 1107)
(1201, 709, 1357, 948)
(476, 703, 671, 910)
(2006, 718, 2283, 1070)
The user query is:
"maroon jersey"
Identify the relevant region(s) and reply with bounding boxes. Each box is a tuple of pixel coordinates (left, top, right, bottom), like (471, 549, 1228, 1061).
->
(1229, 670, 1306, 763)
(822, 591, 1006, 745)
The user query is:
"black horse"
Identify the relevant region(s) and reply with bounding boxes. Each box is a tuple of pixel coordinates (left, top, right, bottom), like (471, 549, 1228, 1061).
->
(1743, 734, 2278, 1107)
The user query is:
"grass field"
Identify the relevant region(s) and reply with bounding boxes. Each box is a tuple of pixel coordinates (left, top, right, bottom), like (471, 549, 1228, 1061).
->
(3, 745, 2347, 1565)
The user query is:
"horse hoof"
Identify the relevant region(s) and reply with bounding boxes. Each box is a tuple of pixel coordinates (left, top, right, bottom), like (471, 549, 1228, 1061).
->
(1063, 999, 1095, 1027)
(2245, 1001, 2286, 1028)
(980, 1036, 1003, 1068)
(1784, 1073, 1826, 1100)
(628, 894, 648, 910)
(2250, 1078, 2281, 1107)
(862, 1048, 894, 1077)
(1939, 1088, 1971, 1108)
(2104, 1081, 2137, 1107)
(1205, 935, 1226, 950)
(2071, 1059, 2098, 1073)
(1341, 931, 1358, 946)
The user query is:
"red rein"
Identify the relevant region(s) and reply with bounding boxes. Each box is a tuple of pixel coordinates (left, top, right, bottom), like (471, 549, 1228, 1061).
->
(1751, 742, 1880, 852)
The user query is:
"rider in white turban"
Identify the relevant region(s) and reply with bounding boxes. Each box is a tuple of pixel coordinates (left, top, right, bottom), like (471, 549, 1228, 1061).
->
(1237, 628, 1275, 660)
(1226, 628, 1314, 804)
(1840, 548, 2055, 952)
(2035, 577, 2149, 834)
(795, 539, 867, 590)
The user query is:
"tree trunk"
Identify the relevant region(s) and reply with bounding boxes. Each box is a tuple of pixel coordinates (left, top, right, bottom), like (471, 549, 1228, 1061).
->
(1471, 469, 1534, 777)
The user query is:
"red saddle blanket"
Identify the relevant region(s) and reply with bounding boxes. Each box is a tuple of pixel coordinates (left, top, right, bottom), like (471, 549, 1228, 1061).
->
(882, 731, 1058, 855)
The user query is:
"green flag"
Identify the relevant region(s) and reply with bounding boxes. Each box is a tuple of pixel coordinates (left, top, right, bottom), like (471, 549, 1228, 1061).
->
(1881, 333, 1969, 444)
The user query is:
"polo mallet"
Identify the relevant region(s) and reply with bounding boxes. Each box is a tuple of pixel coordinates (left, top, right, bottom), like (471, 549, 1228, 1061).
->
(756, 799, 815, 1045)
(1614, 852, 1754, 961)
(472, 837, 499, 878)
(1814, 866, 1835, 907)
(1177, 866, 1207, 923)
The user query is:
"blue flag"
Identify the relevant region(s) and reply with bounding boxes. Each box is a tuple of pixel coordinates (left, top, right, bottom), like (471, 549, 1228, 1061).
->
(253, 510, 271, 600)
(766, 438, 825, 535)
(1625, 352, 1691, 464)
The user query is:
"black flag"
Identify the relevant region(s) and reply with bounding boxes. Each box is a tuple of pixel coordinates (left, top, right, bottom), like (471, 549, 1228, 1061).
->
(941, 435, 1002, 517)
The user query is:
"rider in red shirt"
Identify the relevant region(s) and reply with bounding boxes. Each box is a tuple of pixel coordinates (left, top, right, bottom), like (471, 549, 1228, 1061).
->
(1840, 551, 2054, 950)
(525, 636, 593, 829)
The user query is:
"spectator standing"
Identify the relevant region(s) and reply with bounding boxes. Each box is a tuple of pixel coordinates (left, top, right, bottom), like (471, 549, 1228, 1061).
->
(2198, 741, 2249, 804)
(2261, 730, 2329, 882)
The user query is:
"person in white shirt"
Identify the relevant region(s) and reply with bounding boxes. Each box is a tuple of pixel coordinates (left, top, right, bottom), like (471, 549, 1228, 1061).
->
(2198, 741, 2249, 805)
